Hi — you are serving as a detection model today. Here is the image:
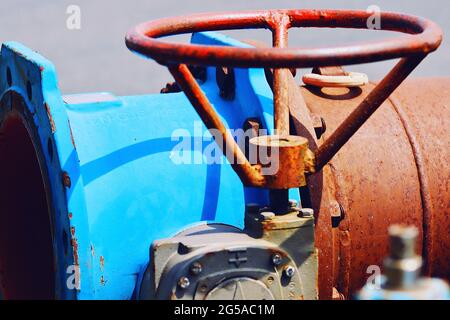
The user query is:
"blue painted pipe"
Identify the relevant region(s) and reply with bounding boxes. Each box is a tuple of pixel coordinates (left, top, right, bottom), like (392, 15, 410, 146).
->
(0, 32, 299, 299)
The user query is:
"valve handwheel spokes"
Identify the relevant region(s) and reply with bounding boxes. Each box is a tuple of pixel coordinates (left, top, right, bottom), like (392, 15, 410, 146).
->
(126, 9, 442, 188)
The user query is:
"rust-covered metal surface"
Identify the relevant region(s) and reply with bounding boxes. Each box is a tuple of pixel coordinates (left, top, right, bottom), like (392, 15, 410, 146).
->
(126, 9, 442, 68)
(389, 78, 450, 280)
(301, 78, 450, 298)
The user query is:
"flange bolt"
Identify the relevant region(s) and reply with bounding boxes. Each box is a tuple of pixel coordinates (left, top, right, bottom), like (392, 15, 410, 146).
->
(178, 276, 191, 289)
(300, 208, 314, 218)
(190, 262, 203, 275)
(216, 66, 235, 100)
(272, 253, 283, 266)
(260, 211, 275, 220)
(284, 265, 296, 278)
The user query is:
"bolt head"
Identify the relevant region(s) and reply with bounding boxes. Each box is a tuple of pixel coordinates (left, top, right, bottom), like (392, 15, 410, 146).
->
(259, 206, 271, 213)
(388, 225, 419, 259)
(216, 66, 235, 100)
(300, 208, 314, 217)
(272, 254, 283, 266)
(190, 262, 203, 275)
(284, 266, 296, 278)
(178, 276, 190, 289)
(260, 211, 275, 220)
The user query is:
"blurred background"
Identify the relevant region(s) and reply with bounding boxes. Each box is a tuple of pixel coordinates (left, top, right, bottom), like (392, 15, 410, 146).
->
(0, 0, 448, 95)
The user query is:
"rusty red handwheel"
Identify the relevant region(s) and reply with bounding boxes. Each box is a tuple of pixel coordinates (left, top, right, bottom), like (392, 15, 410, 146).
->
(126, 10, 442, 186)
(125, 10, 441, 67)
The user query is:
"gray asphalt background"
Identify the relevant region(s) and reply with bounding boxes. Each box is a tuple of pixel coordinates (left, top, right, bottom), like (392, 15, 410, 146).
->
(0, 0, 449, 95)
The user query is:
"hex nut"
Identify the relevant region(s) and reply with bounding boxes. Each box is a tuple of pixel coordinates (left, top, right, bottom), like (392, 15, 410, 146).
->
(272, 254, 283, 266)
(260, 211, 275, 220)
(178, 276, 191, 289)
(190, 262, 203, 275)
(284, 265, 296, 278)
(300, 208, 314, 217)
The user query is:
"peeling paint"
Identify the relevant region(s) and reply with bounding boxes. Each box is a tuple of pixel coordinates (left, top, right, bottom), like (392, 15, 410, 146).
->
(70, 227, 80, 272)
(100, 256, 105, 272)
(62, 171, 71, 188)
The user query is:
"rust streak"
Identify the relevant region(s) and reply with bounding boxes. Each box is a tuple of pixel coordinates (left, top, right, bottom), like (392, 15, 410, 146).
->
(100, 256, 105, 271)
(44, 103, 56, 133)
(70, 227, 80, 267)
(62, 172, 72, 189)
(68, 120, 76, 149)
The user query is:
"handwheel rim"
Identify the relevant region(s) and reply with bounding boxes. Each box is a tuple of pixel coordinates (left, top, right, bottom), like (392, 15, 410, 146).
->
(125, 9, 442, 68)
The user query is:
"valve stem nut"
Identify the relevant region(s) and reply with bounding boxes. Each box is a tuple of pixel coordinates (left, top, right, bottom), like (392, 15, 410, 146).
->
(383, 225, 422, 289)
(388, 225, 418, 259)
